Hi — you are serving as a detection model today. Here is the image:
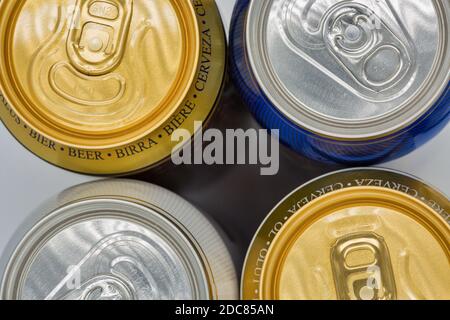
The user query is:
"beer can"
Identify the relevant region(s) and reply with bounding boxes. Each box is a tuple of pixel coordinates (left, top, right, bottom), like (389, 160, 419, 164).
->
(0, 180, 238, 300)
(0, 0, 226, 175)
(230, 0, 450, 164)
(242, 168, 450, 300)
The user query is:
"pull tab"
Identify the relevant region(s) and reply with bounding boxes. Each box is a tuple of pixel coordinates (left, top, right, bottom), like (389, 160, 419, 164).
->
(331, 232, 397, 300)
(67, 0, 133, 75)
(45, 232, 161, 300)
(322, 3, 412, 93)
(61, 275, 134, 300)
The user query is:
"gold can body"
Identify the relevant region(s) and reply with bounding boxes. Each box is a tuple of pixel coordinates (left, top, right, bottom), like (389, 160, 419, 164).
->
(242, 168, 450, 300)
(0, 0, 226, 174)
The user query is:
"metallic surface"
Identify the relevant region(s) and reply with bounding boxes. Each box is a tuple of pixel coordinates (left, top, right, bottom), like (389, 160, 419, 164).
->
(242, 168, 450, 300)
(0, 180, 238, 300)
(0, 0, 226, 174)
(246, 0, 450, 139)
(230, 0, 450, 163)
(0, 1, 449, 302)
(2, 82, 448, 297)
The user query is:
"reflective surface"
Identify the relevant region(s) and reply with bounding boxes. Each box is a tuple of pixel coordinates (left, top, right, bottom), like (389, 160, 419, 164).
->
(15, 200, 210, 300)
(0, 2, 448, 302)
(0, 0, 227, 174)
(246, 0, 450, 138)
(272, 204, 449, 300)
(25, 222, 198, 300)
(2, 0, 198, 147)
(242, 168, 450, 300)
(1, 180, 240, 300)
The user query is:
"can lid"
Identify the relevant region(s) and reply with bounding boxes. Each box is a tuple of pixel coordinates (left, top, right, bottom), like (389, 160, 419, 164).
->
(0, 0, 199, 148)
(246, 0, 450, 139)
(1, 198, 211, 300)
(260, 187, 450, 300)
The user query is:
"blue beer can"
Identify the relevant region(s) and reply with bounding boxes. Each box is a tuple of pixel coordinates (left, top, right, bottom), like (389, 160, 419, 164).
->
(230, 0, 450, 164)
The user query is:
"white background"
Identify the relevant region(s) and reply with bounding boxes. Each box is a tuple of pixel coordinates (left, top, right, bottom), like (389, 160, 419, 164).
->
(0, 0, 448, 264)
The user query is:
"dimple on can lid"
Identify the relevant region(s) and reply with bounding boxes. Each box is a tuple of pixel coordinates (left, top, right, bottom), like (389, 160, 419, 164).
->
(0, 0, 226, 175)
(0, 180, 238, 300)
(230, 0, 450, 163)
(242, 168, 450, 300)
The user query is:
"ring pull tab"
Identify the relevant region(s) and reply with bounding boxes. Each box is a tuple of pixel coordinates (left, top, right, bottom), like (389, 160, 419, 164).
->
(45, 232, 166, 300)
(322, 3, 412, 93)
(67, 0, 133, 76)
(61, 275, 134, 300)
(331, 232, 397, 300)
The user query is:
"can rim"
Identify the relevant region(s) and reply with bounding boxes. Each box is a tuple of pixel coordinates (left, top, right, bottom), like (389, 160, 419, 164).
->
(245, 0, 450, 140)
(240, 167, 450, 298)
(259, 186, 450, 299)
(1, 180, 238, 300)
(1, 198, 213, 300)
(0, 0, 200, 149)
(0, 0, 227, 175)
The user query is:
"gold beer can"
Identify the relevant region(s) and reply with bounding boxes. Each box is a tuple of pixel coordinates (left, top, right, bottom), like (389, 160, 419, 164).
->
(0, 0, 225, 174)
(242, 168, 450, 300)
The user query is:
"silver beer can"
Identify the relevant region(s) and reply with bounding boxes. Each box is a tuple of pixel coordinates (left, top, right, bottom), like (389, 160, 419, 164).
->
(0, 180, 238, 300)
(230, 0, 450, 164)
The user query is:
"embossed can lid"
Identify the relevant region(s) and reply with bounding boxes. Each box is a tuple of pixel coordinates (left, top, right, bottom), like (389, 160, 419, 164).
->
(0, 180, 238, 300)
(0, 0, 199, 147)
(246, 0, 450, 139)
(0, 0, 226, 174)
(241, 168, 450, 300)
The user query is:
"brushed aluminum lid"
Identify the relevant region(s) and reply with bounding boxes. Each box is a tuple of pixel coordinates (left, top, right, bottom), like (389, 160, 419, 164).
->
(246, 0, 450, 139)
(1, 198, 211, 300)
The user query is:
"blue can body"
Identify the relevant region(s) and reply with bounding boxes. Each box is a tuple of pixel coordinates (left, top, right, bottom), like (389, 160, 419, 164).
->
(229, 0, 450, 165)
